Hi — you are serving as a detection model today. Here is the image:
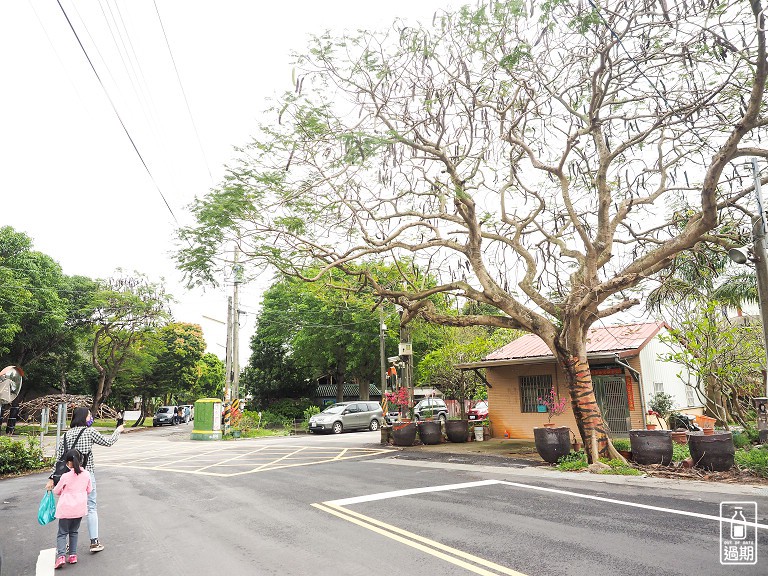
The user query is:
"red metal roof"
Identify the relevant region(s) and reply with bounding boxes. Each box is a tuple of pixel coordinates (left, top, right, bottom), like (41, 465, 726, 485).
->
(484, 322, 665, 361)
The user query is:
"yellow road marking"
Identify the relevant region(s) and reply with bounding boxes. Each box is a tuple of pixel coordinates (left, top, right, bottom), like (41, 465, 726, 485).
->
(312, 503, 528, 576)
(333, 448, 349, 460)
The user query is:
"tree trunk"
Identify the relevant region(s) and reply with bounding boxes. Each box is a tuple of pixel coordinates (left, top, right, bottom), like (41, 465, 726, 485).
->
(358, 378, 369, 401)
(560, 354, 624, 464)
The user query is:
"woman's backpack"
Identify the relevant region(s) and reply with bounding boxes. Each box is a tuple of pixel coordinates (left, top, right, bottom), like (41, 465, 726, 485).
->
(51, 428, 87, 485)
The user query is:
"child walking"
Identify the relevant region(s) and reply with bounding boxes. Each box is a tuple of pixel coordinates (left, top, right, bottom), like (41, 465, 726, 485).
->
(53, 449, 92, 569)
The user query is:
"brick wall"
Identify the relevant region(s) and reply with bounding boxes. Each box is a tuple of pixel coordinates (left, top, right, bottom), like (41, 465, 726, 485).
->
(486, 359, 646, 440)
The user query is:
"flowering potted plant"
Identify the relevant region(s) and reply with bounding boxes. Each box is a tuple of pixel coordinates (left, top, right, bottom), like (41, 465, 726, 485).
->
(538, 386, 568, 427)
(385, 388, 416, 446)
(534, 386, 571, 463)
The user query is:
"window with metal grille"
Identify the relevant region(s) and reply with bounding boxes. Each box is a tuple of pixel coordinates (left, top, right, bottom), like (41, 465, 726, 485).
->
(653, 382, 664, 394)
(685, 386, 696, 407)
(520, 374, 553, 413)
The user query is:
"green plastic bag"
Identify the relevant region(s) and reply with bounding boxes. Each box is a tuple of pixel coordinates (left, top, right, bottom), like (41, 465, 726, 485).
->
(37, 490, 55, 525)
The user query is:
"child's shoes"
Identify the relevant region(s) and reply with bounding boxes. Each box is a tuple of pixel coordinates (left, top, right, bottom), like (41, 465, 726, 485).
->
(55, 555, 66, 569)
(68, 554, 77, 564)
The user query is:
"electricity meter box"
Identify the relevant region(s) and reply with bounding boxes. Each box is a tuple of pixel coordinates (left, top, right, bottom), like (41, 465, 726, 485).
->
(191, 398, 223, 440)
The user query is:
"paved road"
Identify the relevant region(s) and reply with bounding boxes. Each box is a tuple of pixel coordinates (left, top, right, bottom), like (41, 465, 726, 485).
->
(2, 427, 767, 575)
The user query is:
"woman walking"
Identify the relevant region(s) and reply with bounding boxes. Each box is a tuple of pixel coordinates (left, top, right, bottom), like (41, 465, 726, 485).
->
(53, 449, 92, 568)
(45, 407, 123, 553)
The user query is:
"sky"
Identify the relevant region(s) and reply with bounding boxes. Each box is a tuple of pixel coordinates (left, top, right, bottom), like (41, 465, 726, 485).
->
(1, 0, 462, 363)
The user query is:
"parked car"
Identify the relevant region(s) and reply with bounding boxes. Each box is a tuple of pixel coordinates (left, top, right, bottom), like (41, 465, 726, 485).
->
(413, 398, 448, 422)
(308, 401, 383, 434)
(153, 405, 178, 426)
(467, 400, 489, 421)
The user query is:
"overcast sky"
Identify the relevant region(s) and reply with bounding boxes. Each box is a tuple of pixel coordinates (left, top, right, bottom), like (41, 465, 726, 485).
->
(1, 0, 462, 361)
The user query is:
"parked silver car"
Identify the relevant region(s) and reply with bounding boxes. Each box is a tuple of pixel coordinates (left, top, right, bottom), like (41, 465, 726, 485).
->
(308, 401, 383, 434)
(153, 405, 178, 426)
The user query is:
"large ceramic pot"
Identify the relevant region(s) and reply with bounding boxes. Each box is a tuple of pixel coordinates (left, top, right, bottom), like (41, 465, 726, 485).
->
(417, 421, 442, 445)
(534, 426, 571, 463)
(629, 429, 673, 465)
(445, 420, 469, 443)
(688, 431, 735, 471)
(392, 421, 417, 446)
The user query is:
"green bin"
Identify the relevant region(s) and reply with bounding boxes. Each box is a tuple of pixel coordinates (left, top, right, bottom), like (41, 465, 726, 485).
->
(191, 398, 223, 440)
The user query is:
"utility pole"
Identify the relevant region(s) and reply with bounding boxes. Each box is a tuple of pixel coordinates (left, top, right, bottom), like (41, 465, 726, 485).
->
(399, 318, 413, 412)
(224, 296, 233, 402)
(232, 249, 242, 400)
(379, 307, 387, 397)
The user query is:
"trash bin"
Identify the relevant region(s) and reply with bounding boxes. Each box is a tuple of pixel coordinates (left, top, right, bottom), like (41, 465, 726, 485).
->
(190, 398, 223, 441)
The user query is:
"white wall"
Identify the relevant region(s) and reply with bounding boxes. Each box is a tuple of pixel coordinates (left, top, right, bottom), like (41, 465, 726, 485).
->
(638, 329, 703, 410)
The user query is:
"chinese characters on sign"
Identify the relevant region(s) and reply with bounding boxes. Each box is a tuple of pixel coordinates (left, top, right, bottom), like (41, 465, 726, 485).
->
(720, 502, 758, 565)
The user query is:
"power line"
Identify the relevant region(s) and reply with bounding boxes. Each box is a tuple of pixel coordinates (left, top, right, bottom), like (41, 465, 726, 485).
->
(54, 0, 179, 224)
(153, 0, 213, 182)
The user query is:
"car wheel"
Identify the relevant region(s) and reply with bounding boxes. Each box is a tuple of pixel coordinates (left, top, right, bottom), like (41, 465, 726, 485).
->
(369, 419, 380, 431)
(439, 413, 447, 423)
(332, 421, 343, 434)
(414, 414, 420, 422)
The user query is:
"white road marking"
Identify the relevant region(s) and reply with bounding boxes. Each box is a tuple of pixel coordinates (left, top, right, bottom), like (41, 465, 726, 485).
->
(35, 547, 55, 576)
(326, 478, 768, 530)
(326, 479, 500, 505)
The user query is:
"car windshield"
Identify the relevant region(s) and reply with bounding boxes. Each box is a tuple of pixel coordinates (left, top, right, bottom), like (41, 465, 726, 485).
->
(474, 401, 488, 410)
(158, 407, 171, 413)
(322, 404, 346, 414)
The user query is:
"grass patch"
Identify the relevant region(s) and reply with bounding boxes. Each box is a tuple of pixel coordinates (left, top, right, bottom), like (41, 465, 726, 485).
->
(599, 458, 642, 476)
(734, 447, 768, 478)
(556, 450, 588, 471)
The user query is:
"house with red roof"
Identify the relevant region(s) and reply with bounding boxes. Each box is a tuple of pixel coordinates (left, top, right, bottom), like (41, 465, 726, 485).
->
(458, 322, 703, 440)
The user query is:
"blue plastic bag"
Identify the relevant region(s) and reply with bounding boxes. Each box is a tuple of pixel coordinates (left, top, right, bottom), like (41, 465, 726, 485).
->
(37, 490, 56, 526)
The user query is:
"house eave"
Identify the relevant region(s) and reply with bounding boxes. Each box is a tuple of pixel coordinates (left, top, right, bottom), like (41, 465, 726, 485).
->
(456, 350, 639, 370)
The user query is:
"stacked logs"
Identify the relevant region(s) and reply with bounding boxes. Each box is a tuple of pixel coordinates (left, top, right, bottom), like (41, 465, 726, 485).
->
(15, 395, 119, 423)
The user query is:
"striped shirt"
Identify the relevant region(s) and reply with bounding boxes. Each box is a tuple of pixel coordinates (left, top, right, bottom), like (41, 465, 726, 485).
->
(52, 426, 121, 475)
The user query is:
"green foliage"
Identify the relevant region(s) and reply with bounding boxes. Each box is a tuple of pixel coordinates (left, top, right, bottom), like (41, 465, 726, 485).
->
(595, 458, 642, 475)
(732, 431, 751, 449)
(556, 451, 587, 471)
(648, 392, 675, 418)
(0, 436, 49, 475)
(672, 443, 690, 461)
(734, 447, 768, 478)
(743, 426, 760, 444)
(303, 405, 321, 421)
(611, 438, 631, 451)
(266, 398, 315, 421)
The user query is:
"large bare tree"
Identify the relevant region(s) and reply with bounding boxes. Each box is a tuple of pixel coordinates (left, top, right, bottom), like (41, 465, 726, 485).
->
(179, 0, 768, 462)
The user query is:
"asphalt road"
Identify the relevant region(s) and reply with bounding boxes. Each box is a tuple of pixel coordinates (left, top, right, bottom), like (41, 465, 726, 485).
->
(1, 426, 767, 576)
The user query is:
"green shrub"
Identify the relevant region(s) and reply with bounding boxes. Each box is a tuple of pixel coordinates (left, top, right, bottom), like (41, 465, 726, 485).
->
(612, 438, 631, 451)
(0, 436, 49, 475)
(303, 405, 321, 421)
(267, 398, 315, 420)
(672, 443, 690, 462)
(648, 392, 674, 418)
(556, 451, 588, 471)
(732, 432, 751, 449)
(734, 447, 768, 478)
(742, 426, 760, 444)
(242, 409, 291, 429)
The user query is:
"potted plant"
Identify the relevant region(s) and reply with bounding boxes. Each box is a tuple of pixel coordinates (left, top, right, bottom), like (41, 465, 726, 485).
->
(647, 392, 674, 428)
(386, 388, 417, 446)
(539, 386, 568, 428)
(534, 386, 571, 463)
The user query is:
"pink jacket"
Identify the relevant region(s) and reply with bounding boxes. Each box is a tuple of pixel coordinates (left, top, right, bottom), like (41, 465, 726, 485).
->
(54, 469, 92, 519)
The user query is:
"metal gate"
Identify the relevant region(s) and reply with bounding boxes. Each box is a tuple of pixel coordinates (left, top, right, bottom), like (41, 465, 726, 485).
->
(593, 375, 630, 435)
